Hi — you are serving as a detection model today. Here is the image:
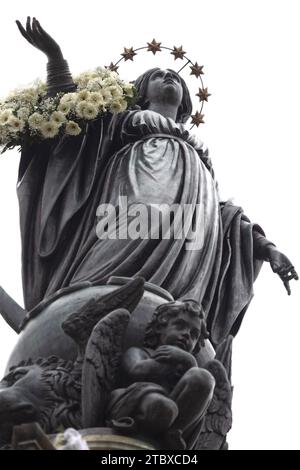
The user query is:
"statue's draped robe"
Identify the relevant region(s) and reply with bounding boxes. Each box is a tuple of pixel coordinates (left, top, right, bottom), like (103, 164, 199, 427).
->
(17, 110, 263, 345)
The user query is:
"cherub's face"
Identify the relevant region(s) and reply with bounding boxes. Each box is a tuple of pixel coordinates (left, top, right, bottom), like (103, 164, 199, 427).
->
(159, 311, 201, 352)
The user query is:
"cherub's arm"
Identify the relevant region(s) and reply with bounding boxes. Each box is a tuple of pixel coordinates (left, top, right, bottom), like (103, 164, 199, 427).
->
(16, 17, 75, 96)
(152, 345, 197, 375)
(122, 347, 165, 383)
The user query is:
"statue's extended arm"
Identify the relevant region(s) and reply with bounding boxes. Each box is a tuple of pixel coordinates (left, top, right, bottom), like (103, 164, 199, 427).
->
(253, 230, 298, 295)
(16, 17, 75, 96)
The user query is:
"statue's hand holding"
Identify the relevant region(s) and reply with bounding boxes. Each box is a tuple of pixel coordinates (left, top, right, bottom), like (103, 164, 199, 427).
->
(153, 345, 197, 369)
(16, 16, 63, 60)
(267, 246, 298, 295)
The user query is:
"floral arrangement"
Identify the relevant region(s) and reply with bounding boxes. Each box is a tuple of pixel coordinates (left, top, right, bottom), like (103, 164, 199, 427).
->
(0, 68, 136, 153)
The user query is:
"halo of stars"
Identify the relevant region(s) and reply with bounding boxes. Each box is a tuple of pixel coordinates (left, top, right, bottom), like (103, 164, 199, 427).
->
(105, 39, 210, 128)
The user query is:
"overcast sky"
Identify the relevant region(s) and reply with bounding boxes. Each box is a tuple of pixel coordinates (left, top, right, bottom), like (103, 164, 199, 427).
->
(0, 0, 299, 450)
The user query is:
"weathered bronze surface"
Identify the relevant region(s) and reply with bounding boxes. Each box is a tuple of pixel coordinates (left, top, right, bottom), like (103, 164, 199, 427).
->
(0, 16, 297, 451)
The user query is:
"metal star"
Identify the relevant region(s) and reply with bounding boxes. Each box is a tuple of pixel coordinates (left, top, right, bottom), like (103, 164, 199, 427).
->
(147, 39, 162, 55)
(105, 62, 119, 73)
(171, 45, 186, 60)
(190, 62, 204, 78)
(191, 111, 205, 127)
(196, 87, 211, 102)
(121, 47, 137, 61)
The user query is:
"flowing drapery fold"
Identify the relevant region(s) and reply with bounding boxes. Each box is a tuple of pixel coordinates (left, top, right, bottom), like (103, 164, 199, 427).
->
(17, 110, 263, 344)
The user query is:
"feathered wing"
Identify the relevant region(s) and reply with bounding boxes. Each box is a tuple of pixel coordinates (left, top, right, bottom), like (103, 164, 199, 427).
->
(214, 335, 233, 382)
(62, 277, 144, 354)
(81, 308, 131, 428)
(195, 358, 233, 450)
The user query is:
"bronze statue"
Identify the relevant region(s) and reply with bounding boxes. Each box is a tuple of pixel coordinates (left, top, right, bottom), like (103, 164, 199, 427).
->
(107, 300, 215, 449)
(0, 16, 297, 450)
(0, 286, 231, 450)
(102, 300, 231, 450)
(7, 17, 296, 348)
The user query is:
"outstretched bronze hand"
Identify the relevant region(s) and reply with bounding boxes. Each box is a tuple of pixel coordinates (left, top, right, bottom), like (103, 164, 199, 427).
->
(16, 16, 63, 60)
(268, 247, 298, 295)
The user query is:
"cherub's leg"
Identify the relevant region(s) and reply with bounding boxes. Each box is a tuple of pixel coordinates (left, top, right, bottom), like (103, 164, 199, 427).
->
(169, 367, 215, 432)
(136, 393, 178, 433)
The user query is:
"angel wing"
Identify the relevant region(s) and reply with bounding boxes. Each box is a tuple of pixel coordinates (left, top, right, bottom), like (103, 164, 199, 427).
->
(81, 308, 131, 428)
(195, 359, 232, 450)
(195, 336, 233, 450)
(195, 359, 233, 450)
(62, 276, 144, 354)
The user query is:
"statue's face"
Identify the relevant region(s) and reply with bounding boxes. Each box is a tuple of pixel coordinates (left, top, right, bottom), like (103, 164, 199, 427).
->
(159, 311, 201, 352)
(146, 69, 183, 108)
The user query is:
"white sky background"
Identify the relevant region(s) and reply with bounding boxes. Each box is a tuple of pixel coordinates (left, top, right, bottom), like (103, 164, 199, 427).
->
(0, 0, 299, 450)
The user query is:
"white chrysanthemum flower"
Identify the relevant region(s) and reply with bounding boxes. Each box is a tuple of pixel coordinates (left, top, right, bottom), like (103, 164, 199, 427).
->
(8, 116, 25, 132)
(75, 101, 87, 118)
(77, 90, 90, 102)
(101, 77, 116, 88)
(108, 85, 123, 99)
(65, 121, 82, 136)
(123, 83, 134, 98)
(58, 102, 71, 115)
(51, 111, 66, 125)
(40, 121, 60, 138)
(89, 92, 104, 106)
(109, 99, 127, 113)
(83, 103, 98, 120)
(75, 71, 98, 86)
(60, 93, 77, 105)
(101, 89, 112, 103)
(76, 101, 98, 120)
(74, 73, 89, 88)
(0, 109, 14, 125)
(86, 78, 104, 92)
(28, 112, 44, 129)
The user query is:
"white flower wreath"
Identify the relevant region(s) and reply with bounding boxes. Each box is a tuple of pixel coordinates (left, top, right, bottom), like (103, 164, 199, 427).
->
(0, 68, 136, 153)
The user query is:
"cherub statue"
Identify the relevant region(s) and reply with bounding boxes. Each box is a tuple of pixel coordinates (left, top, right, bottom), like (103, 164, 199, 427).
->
(107, 300, 214, 449)
(81, 299, 232, 450)
(0, 276, 231, 450)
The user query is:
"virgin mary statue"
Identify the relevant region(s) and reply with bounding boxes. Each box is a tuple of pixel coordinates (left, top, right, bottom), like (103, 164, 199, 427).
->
(10, 18, 297, 346)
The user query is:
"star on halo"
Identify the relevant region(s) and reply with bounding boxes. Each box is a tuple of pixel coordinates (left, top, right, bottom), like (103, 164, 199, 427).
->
(190, 62, 204, 78)
(121, 47, 137, 61)
(147, 39, 162, 55)
(196, 87, 211, 102)
(191, 111, 205, 127)
(171, 45, 186, 60)
(105, 62, 119, 72)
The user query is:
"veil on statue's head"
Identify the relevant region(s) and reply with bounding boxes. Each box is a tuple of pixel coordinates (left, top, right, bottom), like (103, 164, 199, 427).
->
(134, 68, 193, 124)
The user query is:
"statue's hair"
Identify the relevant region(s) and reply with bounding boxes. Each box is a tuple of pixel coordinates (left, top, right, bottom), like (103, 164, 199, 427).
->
(134, 68, 193, 123)
(144, 299, 209, 354)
